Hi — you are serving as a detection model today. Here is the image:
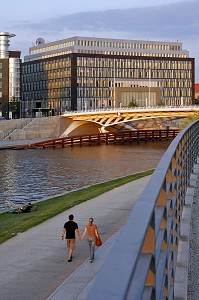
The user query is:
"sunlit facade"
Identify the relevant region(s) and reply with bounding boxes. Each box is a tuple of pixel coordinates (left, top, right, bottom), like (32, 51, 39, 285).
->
(22, 36, 194, 116)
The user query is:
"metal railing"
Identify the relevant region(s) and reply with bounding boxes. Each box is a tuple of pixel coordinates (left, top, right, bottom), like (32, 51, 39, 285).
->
(3, 118, 34, 140)
(87, 119, 199, 300)
(62, 105, 199, 116)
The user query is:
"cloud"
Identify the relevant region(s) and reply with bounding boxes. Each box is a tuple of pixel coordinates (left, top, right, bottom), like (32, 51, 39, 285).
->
(9, 0, 198, 39)
(7, 0, 199, 79)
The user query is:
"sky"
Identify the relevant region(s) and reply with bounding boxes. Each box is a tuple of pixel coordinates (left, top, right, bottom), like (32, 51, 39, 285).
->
(1, 0, 199, 81)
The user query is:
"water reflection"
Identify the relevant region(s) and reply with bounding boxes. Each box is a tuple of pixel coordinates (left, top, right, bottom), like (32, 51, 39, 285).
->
(0, 141, 171, 211)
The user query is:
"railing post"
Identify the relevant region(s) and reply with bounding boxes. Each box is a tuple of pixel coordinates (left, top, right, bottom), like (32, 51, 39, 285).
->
(106, 133, 109, 145)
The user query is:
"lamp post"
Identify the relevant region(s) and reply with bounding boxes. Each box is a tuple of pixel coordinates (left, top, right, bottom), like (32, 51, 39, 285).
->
(60, 99, 62, 115)
(26, 97, 29, 118)
(148, 68, 151, 106)
(113, 59, 116, 108)
(31, 99, 33, 118)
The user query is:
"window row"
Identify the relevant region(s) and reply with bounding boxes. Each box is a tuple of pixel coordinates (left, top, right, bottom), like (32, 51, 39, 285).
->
(22, 79, 71, 92)
(77, 39, 181, 52)
(23, 58, 71, 73)
(31, 41, 75, 55)
(77, 68, 192, 79)
(77, 49, 187, 58)
(77, 57, 192, 70)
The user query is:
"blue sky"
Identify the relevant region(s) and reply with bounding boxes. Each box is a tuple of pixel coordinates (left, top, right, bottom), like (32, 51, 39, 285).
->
(1, 0, 199, 81)
(0, 0, 185, 22)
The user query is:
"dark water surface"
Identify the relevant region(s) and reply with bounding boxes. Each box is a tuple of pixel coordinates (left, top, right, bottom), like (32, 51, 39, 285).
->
(0, 141, 170, 211)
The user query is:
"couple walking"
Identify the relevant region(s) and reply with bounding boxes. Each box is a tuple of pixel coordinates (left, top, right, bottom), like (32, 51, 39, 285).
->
(61, 214, 101, 263)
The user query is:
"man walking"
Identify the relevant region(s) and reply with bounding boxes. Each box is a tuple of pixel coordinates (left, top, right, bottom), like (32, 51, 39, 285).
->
(61, 214, 81, 262)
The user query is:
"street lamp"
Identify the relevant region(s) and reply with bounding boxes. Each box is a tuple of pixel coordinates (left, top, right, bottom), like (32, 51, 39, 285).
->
(19, 99, 22, 118)
(148, 68, 151, 106)
(26, 97, 29, 118)
(31, 99, 33, 118)
(60, 99, 62, 115)
(113, 59, 116, 108)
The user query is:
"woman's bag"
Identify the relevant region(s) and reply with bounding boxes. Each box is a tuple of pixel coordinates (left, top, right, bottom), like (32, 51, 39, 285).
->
(95, 225, 102, 246)
(95, 235, 102, 246)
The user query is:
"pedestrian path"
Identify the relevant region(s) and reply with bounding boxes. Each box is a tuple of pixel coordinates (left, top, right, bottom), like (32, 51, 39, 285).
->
(187, 179, 199, 299)
(0, 175, 150, 300)
(47, 231, 120, 300)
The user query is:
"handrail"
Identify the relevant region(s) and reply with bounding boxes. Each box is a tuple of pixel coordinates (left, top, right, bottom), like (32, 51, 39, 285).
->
(62, 105, 199, 116)
(87, 120, 199, 300)
(0, 129, 179, 150)
(3, 118, 34, 140)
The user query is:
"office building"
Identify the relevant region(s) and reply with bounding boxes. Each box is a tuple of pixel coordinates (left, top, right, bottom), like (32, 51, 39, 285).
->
(0, 32, 21, 119)
(22, 36, 194, 116)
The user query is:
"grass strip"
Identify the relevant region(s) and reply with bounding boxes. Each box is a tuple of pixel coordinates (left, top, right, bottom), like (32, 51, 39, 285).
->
(0, 169, 154, 244)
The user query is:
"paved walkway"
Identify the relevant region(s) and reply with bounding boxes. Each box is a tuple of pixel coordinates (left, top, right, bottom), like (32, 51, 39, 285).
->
(187, 178, 199, 299)
(0, 175, 150, 300)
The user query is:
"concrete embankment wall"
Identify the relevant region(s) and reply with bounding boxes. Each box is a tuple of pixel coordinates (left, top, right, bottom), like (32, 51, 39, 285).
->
(0, 116, 107, 141)
(0, 119, 26, 140)
(0, 116, 65, 141)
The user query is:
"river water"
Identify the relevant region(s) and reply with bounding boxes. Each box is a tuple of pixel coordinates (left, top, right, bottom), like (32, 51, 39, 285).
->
(0, 141, 170, 212)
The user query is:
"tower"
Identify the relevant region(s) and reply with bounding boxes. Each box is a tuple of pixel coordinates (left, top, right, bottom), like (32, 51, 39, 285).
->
(0, 32, 16, 58)
(0, 32, 21, 119)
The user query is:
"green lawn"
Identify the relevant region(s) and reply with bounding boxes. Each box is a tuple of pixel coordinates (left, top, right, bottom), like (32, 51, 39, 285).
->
(0, 169, 153, 244)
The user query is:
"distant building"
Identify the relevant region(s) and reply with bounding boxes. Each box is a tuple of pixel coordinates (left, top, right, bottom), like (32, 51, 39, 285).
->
(0, 32, 21, 119)
(22, 36, 195, 116)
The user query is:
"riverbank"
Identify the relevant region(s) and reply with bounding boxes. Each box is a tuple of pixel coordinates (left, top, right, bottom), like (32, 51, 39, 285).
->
(0, 169, 154, 244)
(0, 174, 151, 300)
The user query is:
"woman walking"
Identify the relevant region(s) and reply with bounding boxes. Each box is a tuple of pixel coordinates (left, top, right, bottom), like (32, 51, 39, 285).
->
(81, 217, 100, 263)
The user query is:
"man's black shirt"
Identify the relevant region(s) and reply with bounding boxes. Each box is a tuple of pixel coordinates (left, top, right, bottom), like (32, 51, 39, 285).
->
(64, 220, 78, 239)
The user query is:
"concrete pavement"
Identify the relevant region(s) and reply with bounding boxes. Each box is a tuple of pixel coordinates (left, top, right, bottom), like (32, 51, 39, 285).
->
(0, 175, 150, 300)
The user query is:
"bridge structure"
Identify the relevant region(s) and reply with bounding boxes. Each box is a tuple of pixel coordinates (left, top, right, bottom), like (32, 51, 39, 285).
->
(85, 119, 199, 300)
(60, 105, 199, 137)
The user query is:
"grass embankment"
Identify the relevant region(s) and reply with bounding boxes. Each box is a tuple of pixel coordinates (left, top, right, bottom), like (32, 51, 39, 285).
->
(0, 169, 153, 244)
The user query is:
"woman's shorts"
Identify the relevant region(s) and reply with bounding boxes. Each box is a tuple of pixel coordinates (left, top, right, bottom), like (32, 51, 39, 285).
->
(67, 238, 76, 250)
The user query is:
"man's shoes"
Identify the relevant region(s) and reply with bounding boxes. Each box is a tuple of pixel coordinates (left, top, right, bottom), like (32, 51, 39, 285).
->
(89, 259, 93, 263)
(68, 258, 72, 262)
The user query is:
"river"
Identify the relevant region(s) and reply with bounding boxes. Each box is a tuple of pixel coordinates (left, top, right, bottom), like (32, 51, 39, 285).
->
(0, 141, 170, 212)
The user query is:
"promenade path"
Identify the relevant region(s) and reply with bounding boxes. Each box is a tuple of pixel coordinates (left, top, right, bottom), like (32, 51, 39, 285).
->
(0, 174, 150, 300)
(187, 178, 199, 299)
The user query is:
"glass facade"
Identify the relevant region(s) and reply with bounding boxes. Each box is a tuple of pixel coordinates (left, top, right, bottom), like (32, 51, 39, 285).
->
(22, 57, 71, 116)
(22, 36, 195, 116)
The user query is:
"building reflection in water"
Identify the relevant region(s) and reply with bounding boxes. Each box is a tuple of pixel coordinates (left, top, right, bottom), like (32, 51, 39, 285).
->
(0, 141, 171, 211)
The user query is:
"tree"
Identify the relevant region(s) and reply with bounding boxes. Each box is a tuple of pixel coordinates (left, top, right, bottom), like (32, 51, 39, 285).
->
(180, 112, 199, 130)
(128, 97, 138, 108)
(194, 97, 199, 105)
(9, 97, 18, 111)
(9, 97, 20, 118)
